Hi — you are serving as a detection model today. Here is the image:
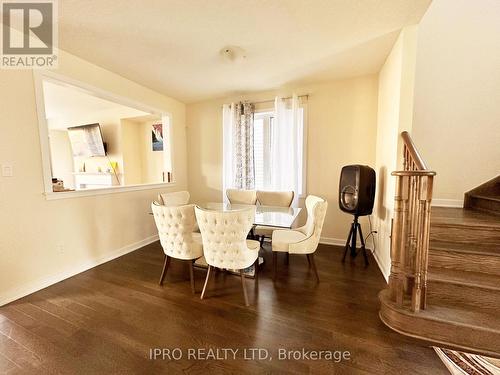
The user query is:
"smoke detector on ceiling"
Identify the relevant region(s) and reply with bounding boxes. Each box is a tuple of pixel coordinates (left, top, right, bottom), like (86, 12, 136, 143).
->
(220, 46, 247, 62)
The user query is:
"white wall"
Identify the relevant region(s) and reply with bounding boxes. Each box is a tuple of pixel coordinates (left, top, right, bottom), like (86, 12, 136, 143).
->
(412, 0, 500, 202)
(0, 50, 187, 306)
(186, 75, 379, 245)
(373, 26, 419, 280)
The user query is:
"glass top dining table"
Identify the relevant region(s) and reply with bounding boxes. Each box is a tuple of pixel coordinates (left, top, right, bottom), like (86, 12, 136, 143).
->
(198, 202, 302, 229)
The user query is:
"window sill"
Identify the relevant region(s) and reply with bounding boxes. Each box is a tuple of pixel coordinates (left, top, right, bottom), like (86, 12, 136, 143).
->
(44, 181, 176, 200)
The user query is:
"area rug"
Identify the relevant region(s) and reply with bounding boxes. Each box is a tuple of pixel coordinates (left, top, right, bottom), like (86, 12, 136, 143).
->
(434, 347, 500, 375)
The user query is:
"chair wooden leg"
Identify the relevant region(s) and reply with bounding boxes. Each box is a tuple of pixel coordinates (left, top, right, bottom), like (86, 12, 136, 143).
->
(259, 236, 265, 249)
(273, 252, 277, 281)
(240, 270, 249, 306)
(200, 265, 212, 300)
(306, 254, 312, 267)
(189, 260, 195, 294)
(159, 255, 171, 285)
(285, 252, 289, 265)
(309, 253, 320, 282)
(254, 259, 259, 281)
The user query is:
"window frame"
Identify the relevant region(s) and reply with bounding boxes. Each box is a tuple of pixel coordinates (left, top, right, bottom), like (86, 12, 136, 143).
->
(252, 103, 308, 198)
(253, 110, 273, 191)
(33, 70, 176, 201)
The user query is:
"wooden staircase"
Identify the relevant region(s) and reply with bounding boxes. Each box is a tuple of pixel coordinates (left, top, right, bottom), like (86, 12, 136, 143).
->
(379, 133, 500, 358)
(464, 175, 500, 216)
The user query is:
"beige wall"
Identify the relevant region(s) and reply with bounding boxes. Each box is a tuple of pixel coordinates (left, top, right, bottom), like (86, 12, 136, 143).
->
(121, 118, 144, 185)
(49, 129, 75, 189)
(122, 117, 168, 185)
(186, 75, 379, 243)
(0, 50, 187, 305)
(48, 105, 148, 185)
(140, 120, 166, 184)
(373, 26, 419, 279)
(412, 0, 500, 202)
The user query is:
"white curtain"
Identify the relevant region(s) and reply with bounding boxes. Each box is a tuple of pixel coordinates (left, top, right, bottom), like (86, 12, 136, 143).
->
(271, 94, 302, 205)
(222, 103, 234, 202)
(222, 102, 255, 201)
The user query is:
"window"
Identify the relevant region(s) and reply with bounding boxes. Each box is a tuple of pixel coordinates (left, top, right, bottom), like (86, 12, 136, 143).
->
(35, 72, 174, 199)
(253, 105, 306, 197)
(253, 111, 273, 190)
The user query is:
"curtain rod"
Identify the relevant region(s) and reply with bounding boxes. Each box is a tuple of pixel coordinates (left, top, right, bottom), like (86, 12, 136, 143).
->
(249, 94, 309, 105)
(221, 94, 309, 108)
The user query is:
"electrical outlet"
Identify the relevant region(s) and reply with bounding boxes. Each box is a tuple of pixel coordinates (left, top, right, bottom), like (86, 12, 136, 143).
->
(56, 243, 64, 254)
(1, 163, 13, 177)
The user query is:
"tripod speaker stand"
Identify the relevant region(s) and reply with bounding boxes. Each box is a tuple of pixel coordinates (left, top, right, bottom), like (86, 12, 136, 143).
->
(342, 215, 369, 266)
(338, 165, 375, 266)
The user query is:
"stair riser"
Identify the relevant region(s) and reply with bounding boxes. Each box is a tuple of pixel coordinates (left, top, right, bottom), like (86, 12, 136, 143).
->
(467, 197, 500, 216)
(430, 226, 500, 246)
(427, 280, 500, 313)
(429, 250, 500, 276)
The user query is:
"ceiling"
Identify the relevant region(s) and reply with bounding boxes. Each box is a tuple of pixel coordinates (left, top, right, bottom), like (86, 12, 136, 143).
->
(43, 80, 149, 128)
(58, 0, 432, 103)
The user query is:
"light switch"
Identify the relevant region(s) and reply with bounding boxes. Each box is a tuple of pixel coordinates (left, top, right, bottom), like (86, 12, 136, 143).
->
(1, 163, 13, 177)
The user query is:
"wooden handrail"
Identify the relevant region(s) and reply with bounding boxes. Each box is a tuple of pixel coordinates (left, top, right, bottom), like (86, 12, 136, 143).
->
(388, 132, 436, 313)
(392, 171, 436, 177)
(401, 131, 428, 170)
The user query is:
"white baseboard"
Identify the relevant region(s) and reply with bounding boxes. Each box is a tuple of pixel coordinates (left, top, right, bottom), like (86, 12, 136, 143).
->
(432, 199, 463, 208)
(372, 251, 390, 283)
(320, 236, 389, 282)
(319, 236, 347, 247)
(319, 236, 374, 250)
(0, 234, 159, 307)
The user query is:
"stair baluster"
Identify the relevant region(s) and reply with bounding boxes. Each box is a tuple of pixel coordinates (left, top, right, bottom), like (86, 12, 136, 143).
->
(390, 132, 436, 311)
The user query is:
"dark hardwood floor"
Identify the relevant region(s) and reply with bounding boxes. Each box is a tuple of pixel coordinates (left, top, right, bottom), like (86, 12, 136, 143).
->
(0, 243, 448, 374)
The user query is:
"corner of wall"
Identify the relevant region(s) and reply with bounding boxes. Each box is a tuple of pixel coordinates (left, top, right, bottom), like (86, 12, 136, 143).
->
(372, 24, 419, 284)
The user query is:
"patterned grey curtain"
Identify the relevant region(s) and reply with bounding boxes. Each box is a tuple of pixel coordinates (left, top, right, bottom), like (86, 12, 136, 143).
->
(233, 102, 255, 189)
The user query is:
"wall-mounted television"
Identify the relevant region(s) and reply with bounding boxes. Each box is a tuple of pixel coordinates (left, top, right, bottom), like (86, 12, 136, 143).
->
(67, 123, 106, 157)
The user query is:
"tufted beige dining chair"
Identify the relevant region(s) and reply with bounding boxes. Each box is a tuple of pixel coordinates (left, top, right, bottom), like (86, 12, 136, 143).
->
(226, 189, 257, 205)
(254, 190, 294, 248)
(152, 202, 203, 293)
(195, 206, 260, 306)
(158, 190, 190, 206)
(271, 195, 328, 282)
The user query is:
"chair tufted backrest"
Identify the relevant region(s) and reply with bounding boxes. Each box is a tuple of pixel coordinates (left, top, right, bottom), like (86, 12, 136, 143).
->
(257, 190, 294, 207)
(195, 206, 255, 269)
(226, 189, 257, 205)
(152, 202, 203, 260)
(158, 191, 190, 207)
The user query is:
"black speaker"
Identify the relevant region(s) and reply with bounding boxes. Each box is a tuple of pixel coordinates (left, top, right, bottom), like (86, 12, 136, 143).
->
(339, 165, 376, 216)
